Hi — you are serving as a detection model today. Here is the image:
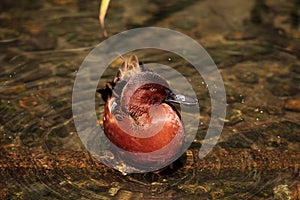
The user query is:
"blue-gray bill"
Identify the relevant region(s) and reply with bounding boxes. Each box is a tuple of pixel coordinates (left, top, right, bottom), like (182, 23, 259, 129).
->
(165, 89, 198, 105)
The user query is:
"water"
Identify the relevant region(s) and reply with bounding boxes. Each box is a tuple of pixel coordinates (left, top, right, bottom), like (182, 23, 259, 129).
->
(1, 0, 299, 199)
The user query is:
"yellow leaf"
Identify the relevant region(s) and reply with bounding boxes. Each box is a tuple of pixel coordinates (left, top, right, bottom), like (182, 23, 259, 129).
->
(99, 0, 110, 37)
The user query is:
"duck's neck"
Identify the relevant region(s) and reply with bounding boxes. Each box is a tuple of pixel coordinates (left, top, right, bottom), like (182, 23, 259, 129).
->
(128, 103, 153, 126)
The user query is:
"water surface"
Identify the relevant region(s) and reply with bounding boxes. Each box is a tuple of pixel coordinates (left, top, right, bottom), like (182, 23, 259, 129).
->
(1, 0, 300, 199)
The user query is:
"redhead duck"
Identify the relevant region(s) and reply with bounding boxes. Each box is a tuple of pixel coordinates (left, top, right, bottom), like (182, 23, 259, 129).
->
(98, 55, 197, 168)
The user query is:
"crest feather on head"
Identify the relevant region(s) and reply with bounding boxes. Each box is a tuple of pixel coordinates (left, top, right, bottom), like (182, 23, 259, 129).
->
(97, 55, 144, 102)
(115, 55, 142, 83)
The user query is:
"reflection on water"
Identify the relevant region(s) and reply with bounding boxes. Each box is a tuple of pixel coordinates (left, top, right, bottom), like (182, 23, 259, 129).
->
(0, 0, 299, 199)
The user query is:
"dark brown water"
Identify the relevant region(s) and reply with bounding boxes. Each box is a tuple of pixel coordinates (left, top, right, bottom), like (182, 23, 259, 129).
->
(1, 0, 300, 199)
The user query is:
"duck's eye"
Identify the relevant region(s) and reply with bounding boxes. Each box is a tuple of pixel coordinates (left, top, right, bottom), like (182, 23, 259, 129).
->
(149, 87, 157, 92)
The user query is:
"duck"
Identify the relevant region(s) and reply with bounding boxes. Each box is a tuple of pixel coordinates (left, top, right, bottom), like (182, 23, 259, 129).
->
(98, 55, 198, 168)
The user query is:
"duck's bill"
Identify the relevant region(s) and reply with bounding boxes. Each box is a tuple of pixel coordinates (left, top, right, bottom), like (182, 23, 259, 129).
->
(165, 90, 198, 105)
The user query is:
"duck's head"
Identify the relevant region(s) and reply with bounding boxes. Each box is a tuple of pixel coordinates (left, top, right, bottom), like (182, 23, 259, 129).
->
(99, 55, 198, 126)
(120, 71, 197, 122)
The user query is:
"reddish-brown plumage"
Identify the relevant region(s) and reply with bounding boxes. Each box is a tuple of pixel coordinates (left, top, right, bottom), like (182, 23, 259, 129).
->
(103, 97, 184, 153)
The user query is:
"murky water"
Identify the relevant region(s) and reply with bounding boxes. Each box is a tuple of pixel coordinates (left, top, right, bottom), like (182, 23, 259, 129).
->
(1, 0, 300, 199)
